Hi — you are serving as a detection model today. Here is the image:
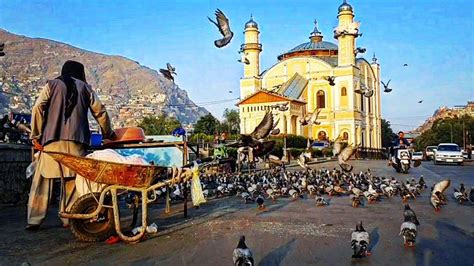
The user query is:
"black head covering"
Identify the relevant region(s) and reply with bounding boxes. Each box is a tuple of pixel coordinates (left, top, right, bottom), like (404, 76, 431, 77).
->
(57, 60, 86, 121)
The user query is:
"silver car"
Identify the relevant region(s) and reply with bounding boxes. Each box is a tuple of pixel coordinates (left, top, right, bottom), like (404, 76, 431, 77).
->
(434, 143, 464, 166)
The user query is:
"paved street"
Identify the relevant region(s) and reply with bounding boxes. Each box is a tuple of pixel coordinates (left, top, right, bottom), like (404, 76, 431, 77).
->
(1, 160, 473, 266)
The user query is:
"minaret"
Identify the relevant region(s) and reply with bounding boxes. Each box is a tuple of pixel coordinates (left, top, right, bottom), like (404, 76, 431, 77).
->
(335, 0, 358, 66)
(240, 15, 262, 99)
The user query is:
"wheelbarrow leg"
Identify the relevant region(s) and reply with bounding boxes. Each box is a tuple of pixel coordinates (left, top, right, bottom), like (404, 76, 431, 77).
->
(130, 195, 139, 229)
(111, 188, 147, 243)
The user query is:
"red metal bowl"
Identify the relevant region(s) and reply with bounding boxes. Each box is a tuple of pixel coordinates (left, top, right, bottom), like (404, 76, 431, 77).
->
(111, 127, 146, 144)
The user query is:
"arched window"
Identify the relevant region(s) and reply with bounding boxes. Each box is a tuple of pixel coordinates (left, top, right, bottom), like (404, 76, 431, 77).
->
(317, 131, 327, 141)
(341, 87, 347, 96)
(343, 132, 349, 141)
(316, 90, 325, 108)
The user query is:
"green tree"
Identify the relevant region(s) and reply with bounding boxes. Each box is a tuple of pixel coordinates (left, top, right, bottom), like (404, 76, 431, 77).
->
(194, 113, 220, 135)
(220, 108, 240, 134)
(414, 115, 474, 150)
(138, 115, 181, 135)
(381, 119, 396, 148)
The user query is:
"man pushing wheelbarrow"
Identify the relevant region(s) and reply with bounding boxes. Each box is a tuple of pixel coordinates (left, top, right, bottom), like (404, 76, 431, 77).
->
(27, 60, 116, 231)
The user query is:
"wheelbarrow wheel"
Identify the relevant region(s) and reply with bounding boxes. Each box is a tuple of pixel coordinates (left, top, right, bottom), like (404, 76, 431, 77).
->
(70, 192, 115, 242)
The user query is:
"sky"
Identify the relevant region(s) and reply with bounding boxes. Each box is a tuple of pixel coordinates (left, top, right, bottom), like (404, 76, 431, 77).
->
(0, 0, 472, 131)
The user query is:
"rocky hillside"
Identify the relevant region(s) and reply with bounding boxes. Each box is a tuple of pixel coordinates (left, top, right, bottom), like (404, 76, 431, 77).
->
(0, 29, 208, 128)
(410, 101, 474, 134)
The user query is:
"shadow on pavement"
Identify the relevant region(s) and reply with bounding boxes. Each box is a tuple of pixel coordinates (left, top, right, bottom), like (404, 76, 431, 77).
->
(368, 227, 380, 253)
(258, 238, 297, 266)
(416, 220, 474, 266)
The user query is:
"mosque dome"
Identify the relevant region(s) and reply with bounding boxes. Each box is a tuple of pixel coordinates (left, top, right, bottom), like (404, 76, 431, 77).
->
(245, 16, 258, 29)
(338, 0, 353, 12)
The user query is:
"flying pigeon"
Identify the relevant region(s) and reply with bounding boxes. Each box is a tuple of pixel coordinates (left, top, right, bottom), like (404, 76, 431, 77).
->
(208, 9, 233, 48)
(381, 79, 392, 93)
(299, 108, 321, 126)
(354, 47, 366, 55)
(233, 235, 254, 266)
(431, 179, 450, 211)
(238, 58, 250, 65)
(159, 63, 177, 82)
(351, 221, 370, 258)
(325, 76, 336, 86)
(364, 89, 374, 98)
(418, 100, 423, 103)
(403, 63, 408, 67)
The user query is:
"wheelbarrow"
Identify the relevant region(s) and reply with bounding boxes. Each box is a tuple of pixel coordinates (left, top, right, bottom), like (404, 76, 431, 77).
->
(45, 151, 193, 243)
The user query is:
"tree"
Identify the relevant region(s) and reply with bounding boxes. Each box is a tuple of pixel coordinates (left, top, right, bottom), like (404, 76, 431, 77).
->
(193, 113, 220, 135)
(138, 115, 181, 135)
(381, 119, 396, 148)
(414, 115, 474, 151)
(220, 108, 240, 134)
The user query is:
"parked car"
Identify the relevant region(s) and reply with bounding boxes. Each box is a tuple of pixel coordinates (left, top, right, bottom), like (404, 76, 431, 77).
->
(425, 146, 437, 160)
(412, 151, 423, 161)
(433, 143, 464, 165)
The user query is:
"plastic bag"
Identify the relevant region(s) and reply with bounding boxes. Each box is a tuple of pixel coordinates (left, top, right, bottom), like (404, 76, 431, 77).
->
(191, 166, 206, 207)
(25, 161, 37, 179)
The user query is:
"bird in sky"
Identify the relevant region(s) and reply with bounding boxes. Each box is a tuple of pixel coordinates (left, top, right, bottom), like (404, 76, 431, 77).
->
(159, 63, 177, 82)
(418, 100, 423, 104)
(238, 57, 250, 65)
(381, 79, 392, 93)
(403, 64, 408, 67)
(208, 9, 233, 48)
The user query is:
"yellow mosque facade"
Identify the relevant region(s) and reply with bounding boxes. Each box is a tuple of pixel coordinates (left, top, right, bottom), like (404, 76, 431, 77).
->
(237, 1, 382, 148)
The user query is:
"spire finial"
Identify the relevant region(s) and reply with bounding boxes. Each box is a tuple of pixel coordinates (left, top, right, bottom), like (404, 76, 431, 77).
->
(372, 53, 378, 64)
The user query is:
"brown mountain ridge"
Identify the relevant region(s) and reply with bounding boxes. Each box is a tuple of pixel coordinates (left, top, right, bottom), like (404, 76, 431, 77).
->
(0, 28, 208, 128)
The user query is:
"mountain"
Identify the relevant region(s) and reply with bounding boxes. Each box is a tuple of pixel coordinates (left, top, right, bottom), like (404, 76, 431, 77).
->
(409, 101, 474, 134)
(0, 29, 208, 128)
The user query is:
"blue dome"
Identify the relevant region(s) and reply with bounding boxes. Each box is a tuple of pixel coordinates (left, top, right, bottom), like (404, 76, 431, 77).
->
(287, 41, 338, 53)
(338, 0, 353, 12)
(245, 17, 258, 28)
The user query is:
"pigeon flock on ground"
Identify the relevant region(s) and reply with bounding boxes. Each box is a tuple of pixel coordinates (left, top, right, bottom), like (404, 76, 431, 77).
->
(152, 164, 472, 263)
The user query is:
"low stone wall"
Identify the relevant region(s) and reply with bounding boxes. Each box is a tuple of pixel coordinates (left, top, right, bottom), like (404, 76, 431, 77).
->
(0, 143, 32, 204)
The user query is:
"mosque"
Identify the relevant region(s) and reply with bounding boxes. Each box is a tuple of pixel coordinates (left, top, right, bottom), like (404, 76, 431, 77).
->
(237, 0, 382, 148)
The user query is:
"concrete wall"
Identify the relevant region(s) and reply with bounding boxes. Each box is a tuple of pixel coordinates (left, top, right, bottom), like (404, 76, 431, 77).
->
(0, 144, 32, 204)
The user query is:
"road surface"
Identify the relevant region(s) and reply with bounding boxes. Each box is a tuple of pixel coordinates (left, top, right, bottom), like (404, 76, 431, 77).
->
(1, 160, 473, 265)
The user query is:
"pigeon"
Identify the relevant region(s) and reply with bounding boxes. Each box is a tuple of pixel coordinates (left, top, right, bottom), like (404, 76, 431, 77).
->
(470, 188, 474, 202)
(337, 143, 360, 172)
(159, 63, 177, 82)
(363, 89, 374, 98)
(351, 194, 363, 208)
(256, 194, 265, 210)
(238, 58, 250, 65)
(325, 76, 336, 86)
(400, 215, 417, 248)
(403, 204, 420, 225)
(299, 108, 321, 126)
(381, 79, 392, 93)
(208, 9, 233, 48)
(351, 221, 370, 258)
(453, 188, 468, 204)
(418, 100, 423, 103)
(233, 235, 254, 266)
(271, 102, 289, 112)
(354, 47, 366, 55)
(432, 179, 450, 203)
(315, 194, 329, 207)
(403, 63, 408, 67)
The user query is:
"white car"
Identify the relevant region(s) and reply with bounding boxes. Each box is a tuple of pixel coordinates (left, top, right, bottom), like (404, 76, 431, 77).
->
(412, 151, 423, 161)
(433, 143, 464, 166)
